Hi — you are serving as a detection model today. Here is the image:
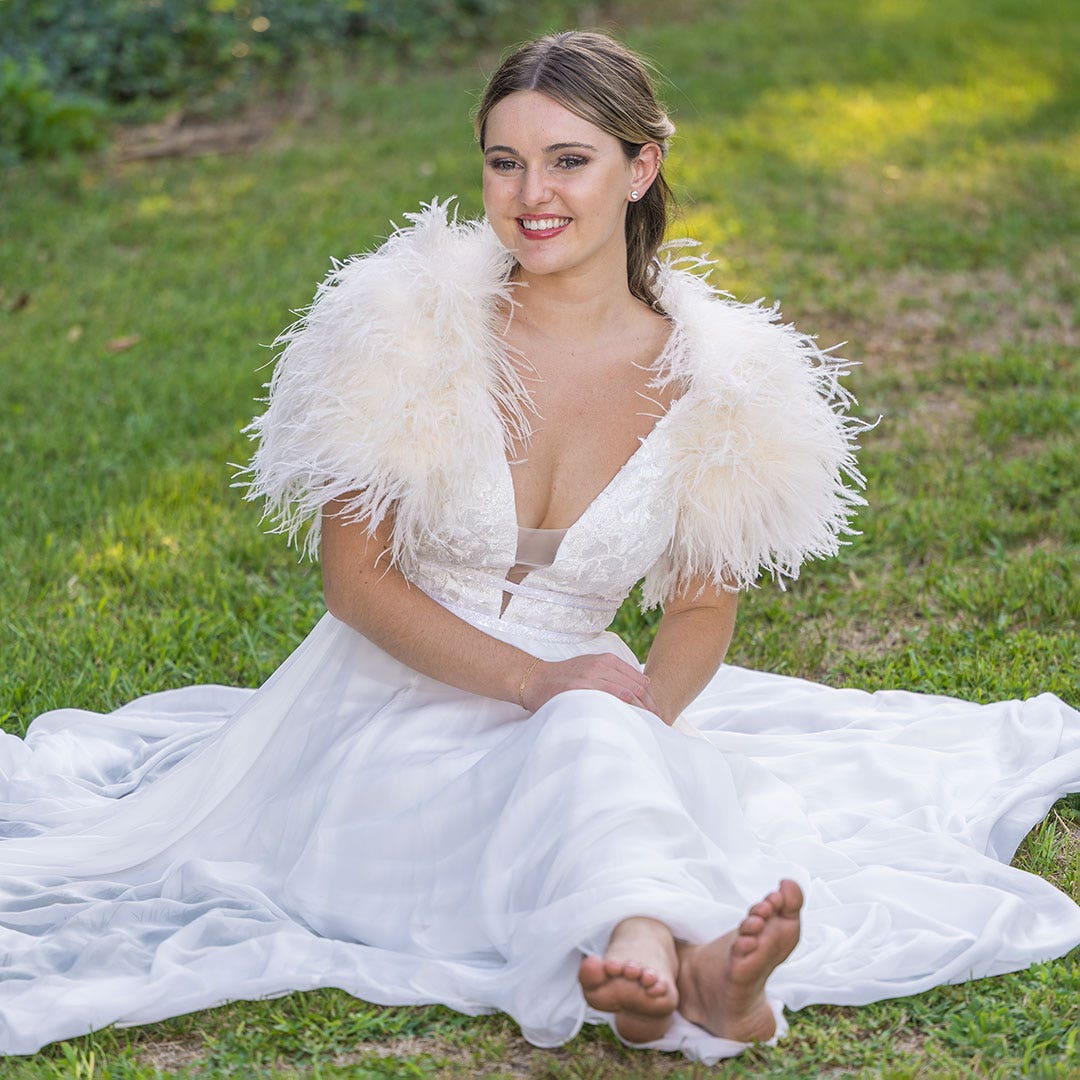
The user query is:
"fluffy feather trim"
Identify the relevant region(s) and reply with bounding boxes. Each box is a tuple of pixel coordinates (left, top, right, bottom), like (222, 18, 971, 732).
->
(236, 198, 532, 564)
(639, 251, 870, 607)
(238, 199, 869, 604)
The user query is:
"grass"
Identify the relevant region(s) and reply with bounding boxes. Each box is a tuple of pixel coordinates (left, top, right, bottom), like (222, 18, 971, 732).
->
(1, 0, 1078, 1074)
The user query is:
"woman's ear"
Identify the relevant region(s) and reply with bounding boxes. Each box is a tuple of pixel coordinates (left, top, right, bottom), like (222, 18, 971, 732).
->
(630, 142, 663, 199)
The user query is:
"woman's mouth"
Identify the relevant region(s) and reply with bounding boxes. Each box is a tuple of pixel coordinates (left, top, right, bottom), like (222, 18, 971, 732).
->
(516, 216, 572, 240)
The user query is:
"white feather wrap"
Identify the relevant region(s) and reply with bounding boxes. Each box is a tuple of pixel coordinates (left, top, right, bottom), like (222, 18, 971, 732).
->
(639, 254, 868, 606)
(239, 199, 868, 606)
(240, 199, 535, 569)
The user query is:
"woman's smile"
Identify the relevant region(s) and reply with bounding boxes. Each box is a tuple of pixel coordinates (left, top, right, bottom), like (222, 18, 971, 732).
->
(516, 215, 573, 240)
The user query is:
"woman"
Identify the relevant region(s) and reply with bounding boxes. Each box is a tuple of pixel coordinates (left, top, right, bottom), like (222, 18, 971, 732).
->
(1, 31, 1078, 1065)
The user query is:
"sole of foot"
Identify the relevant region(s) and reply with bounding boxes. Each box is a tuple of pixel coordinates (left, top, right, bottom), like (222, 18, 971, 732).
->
(578, 917, 680, 1043)
(676, 878, 803, 1043)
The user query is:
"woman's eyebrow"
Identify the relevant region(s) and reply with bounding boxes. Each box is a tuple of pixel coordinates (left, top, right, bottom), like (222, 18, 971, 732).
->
(484, 142, 599, 155)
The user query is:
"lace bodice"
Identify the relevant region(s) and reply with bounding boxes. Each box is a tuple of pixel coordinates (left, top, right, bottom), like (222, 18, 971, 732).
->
(402, 418, 679, 643)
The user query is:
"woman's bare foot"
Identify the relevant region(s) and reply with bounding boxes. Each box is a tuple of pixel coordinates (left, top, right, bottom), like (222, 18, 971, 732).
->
(675, 879, 803, 1043)
(578, 916, 679, 1042)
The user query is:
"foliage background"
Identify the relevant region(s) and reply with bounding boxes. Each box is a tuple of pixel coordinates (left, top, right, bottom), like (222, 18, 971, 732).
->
(0, 0, 514, 162)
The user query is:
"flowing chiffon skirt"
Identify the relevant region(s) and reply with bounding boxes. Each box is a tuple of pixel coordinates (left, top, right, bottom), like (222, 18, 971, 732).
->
(2, 612, 1079, 1062)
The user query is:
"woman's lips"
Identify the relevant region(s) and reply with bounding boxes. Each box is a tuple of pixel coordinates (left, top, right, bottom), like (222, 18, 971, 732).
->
(516, 216, 572, 240)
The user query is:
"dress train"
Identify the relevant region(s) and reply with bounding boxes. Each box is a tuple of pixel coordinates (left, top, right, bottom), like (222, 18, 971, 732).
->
(2, 613, 1078, 1063)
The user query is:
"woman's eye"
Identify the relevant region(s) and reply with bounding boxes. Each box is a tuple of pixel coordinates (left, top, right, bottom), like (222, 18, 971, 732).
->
(488, 158, 519, 172)
(556, 155, 587, 169)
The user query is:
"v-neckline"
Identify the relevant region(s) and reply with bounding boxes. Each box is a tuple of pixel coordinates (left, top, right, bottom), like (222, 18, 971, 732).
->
(496, 326, 686, 546)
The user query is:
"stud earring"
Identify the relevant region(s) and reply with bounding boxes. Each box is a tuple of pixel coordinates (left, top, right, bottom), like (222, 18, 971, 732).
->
(630, 190, 641, 201)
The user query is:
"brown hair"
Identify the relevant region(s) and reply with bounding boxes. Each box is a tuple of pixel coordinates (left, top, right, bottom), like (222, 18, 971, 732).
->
(476, 31, 677, 312)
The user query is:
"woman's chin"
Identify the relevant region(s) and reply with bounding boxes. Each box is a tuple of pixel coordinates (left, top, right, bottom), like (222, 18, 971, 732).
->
(491, 229, 565, 273)
(508, 247, 584, 280)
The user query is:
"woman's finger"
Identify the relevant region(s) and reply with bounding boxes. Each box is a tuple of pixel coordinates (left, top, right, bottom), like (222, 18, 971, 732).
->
(601, 679, 655, 713)
(638, 686, 663, 718)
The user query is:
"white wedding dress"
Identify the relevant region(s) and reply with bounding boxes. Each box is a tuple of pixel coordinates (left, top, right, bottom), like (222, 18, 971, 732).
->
(3, 406, 1080, 1064)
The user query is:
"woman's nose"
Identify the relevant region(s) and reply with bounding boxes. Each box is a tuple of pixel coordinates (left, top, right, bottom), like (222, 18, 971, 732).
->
(518, 166, 552, 207)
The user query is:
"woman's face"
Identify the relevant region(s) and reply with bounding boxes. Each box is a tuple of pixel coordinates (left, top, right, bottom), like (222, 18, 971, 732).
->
(481, 90, 659, 284)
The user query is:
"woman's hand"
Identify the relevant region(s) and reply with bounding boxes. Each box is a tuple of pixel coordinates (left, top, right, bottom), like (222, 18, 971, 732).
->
(520, 655, 663, 719)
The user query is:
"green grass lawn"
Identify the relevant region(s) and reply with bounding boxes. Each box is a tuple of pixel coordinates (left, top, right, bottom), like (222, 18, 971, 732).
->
(2, 0, 1078, 1075)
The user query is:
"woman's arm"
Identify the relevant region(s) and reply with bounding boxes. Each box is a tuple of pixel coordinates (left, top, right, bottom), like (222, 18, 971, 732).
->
(321, 495, 655, 713)
(642, 572, 739, 726)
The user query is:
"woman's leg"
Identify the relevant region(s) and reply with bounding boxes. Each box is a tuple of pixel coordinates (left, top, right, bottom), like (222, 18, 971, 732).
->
(578, 879, 803, 1043)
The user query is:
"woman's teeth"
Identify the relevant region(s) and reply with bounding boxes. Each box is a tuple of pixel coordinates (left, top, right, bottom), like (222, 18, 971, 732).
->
(519, 217, 571, 231)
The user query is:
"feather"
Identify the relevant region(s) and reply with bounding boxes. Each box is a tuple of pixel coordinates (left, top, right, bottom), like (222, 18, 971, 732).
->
(235, 197, 535, 566)
(638, 249, 871, 608)
(237, 201, 869, 606)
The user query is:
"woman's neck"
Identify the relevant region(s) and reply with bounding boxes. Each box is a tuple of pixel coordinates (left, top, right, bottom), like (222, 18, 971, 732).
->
(510, 266, 641, 345)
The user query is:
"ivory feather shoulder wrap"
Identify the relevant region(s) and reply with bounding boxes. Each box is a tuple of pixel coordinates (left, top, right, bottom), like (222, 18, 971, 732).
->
(240, 199, 868, 604)
(638, 255, 868, 605)
(240, 200, 534, 569)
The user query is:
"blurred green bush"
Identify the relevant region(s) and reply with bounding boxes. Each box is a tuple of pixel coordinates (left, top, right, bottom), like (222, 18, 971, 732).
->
(0, 0, 512, 161)
(0, 56, 106, 165)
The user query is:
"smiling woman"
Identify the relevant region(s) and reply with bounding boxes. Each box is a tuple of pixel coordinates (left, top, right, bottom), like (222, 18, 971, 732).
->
(1, 29, 1079, 1069)
(481, 91, 661, 299)
(477, 31, 676, 314)
(475, 88, 675, 537)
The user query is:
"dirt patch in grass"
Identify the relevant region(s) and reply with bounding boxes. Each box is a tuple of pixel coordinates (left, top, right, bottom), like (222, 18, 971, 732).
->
(111, 89, 317, 162)
(823, 615, 913, 663)
(333, 1034, 480, 1070)
(796, 245, 1077, 464)
(803, 246, 1078, 378)
(132, 1034, 205, 1070)
(872, 391, 975, 452)
(803, 591, 940, 676)
(892, 1026, 932, 1057)
(1013, 536, 1070, 559)
(333, 1027, 718, 1077)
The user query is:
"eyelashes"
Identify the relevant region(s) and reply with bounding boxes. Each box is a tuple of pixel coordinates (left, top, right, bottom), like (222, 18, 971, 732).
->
(486, 155, 589, 172)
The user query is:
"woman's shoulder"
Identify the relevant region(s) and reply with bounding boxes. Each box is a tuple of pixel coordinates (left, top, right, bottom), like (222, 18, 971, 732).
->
(657, 254, 830, 382)
(305, 198, 513, 319)
(642, 250, 872, 603)
(238, 198, 530, 563)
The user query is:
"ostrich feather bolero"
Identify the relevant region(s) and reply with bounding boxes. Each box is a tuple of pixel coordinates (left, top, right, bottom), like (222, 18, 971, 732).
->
(240, 199, 869, 610)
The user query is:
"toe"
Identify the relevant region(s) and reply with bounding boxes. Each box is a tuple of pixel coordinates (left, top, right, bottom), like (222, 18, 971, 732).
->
(578, 955, 608, 990)
(779, 879, 805, 915)
(731, 933, 759, 959)
(639, 968, 659, 987)
(603, 957, 625, 978)
(740, 914, 765, 935)
(748, 901, 773, 920)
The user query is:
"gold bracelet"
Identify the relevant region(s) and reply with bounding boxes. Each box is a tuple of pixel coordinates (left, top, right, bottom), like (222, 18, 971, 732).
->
(518, 655, 542, 710)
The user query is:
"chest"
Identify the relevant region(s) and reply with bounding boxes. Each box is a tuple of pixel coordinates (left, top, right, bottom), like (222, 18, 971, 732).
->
(501, 332, 682, 531)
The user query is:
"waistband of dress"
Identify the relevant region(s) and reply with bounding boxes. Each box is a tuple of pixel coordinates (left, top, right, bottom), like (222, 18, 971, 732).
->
(430, 563, 613, 613)
(436, 597, 603, 645)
